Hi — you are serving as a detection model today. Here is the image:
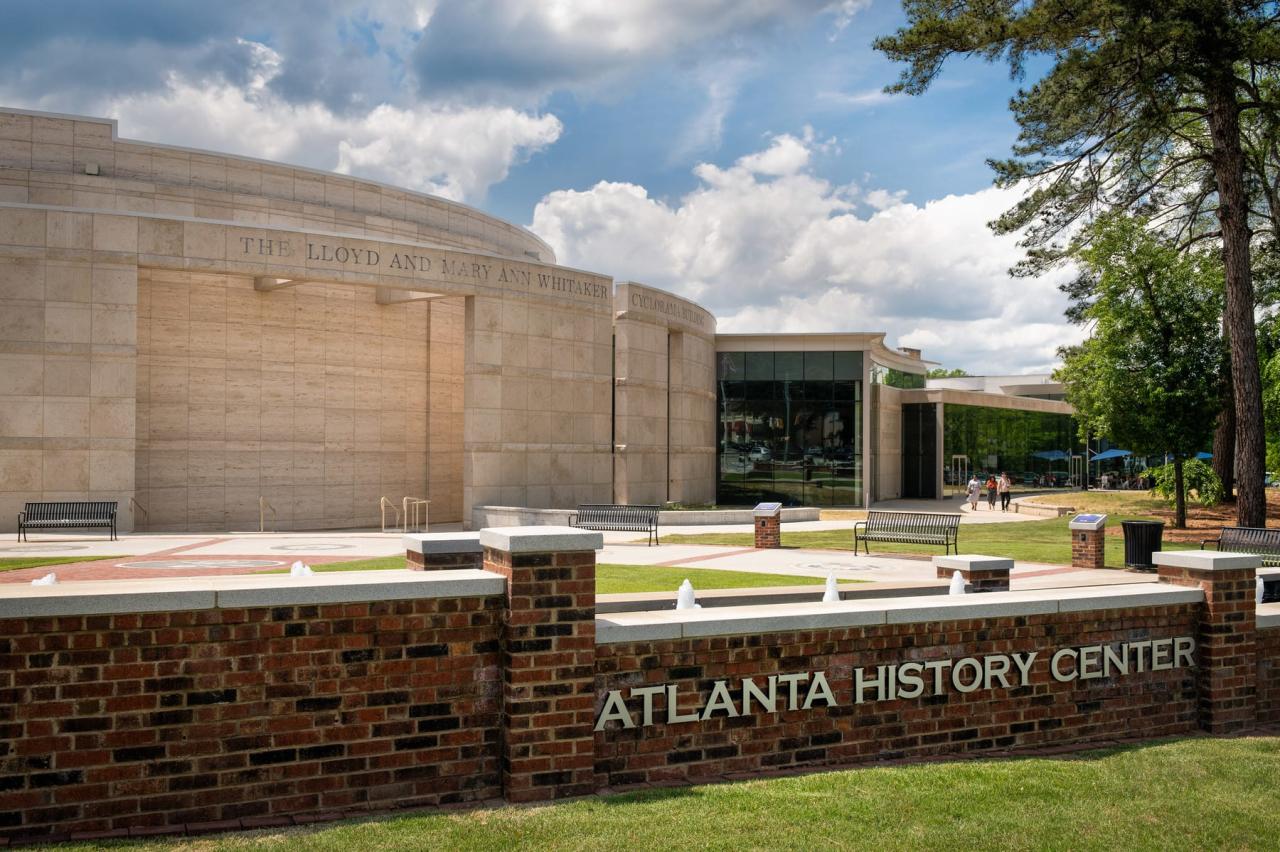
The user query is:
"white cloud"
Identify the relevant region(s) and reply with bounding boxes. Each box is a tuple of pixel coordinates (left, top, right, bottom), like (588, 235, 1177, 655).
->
(415, 0, 869, 100)
(531, 132, 1082, 373)
(14, 40, 562, 204)
(816, 88, 900, 109)
(737, 133, 812, 176)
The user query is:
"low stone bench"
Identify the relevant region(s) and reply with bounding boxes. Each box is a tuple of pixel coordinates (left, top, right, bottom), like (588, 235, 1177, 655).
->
(933, 554, 1012, 593)
(404, 532, 483, 570)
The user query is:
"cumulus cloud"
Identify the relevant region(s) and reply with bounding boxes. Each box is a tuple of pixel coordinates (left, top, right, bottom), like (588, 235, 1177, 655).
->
(531, 132, 1081, 373)
(414, 0, 866, 99)
(8, 40, 561, 203)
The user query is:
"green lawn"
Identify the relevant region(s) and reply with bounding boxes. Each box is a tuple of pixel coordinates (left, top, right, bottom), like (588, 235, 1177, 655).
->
(660, 515, 1196, 568)
(0, 555, 127, 573)
(1024, 490, 1173, 515)
(58, 737, 1280, 851)
(266, 558, 825, 594)
(595, 564, 825, 594)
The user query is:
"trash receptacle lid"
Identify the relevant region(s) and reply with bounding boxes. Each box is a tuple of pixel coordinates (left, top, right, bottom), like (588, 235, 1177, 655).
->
(1069, 513, 1107, 531)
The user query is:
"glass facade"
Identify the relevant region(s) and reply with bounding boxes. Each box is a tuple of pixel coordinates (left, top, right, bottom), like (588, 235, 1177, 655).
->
(942, 404, 1082, 489)
(716, 351, 863, 506)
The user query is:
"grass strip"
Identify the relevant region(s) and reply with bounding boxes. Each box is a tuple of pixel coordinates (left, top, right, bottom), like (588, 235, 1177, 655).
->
(58, 736, 1280, 851)
(0, 555, 128, 573)
(264, 558, 828, 594)
(659, 515, 1196, 568)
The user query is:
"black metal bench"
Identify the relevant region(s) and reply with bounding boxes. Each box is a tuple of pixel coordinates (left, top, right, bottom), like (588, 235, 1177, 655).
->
(1202, 527, 1280, 602)
(853, 510, 961, 555)
(1202, 526, 1280, 567)
(570, 504, 660, 546)
(17, 501, 118, 542)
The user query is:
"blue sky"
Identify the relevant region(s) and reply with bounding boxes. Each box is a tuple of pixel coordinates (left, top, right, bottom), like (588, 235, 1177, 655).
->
(1, 0, 1079, 372)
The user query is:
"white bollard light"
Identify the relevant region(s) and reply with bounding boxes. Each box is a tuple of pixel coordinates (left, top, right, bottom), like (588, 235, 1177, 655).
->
(290, 560, 314, 577)
(949, 570, 966, 596)
(30, 572, 57, 586)
(823, 571, 840, 603)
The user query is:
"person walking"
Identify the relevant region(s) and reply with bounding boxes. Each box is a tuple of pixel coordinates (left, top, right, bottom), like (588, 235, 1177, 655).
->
(966, 474, 981, 511)
(985, 474, 998, 510)
(998, 472, 1012, 512)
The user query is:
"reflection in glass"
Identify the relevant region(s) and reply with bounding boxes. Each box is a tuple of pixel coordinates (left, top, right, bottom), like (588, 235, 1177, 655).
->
(717, 350, 865, 506)
(942, 404, 1081, 487)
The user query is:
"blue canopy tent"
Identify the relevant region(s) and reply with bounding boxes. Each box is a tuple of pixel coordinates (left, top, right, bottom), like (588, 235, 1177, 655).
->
(1032, 450, 1070, 461)
(1092, 449, 1132, 462)
(1195, 451, 1213, 460)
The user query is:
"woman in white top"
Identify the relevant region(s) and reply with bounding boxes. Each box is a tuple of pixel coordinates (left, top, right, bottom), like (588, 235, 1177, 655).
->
(966, 475, 981, 510)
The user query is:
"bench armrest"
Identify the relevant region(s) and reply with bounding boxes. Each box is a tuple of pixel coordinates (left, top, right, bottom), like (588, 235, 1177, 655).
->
(1200, 537, 1220, 550)
(16, 511, 25, 523)
(852, 520, 867, 532)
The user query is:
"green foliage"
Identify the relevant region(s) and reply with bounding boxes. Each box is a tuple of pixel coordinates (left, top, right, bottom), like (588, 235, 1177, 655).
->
(1055, 216, 1222, 455)
(927, 367, 969, 378)
(875, 0, 1277, 526)
(1150, 459, 1224, 508)
(1054, 215, 1223, 525)
(874, 0, 1280, 266)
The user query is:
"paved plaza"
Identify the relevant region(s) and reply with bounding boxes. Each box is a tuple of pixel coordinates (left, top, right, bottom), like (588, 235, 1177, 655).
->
(1, 505, 1142, 592)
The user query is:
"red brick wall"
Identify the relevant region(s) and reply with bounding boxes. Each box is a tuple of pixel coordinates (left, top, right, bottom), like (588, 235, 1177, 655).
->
(1258, 627, 1280, 725)
(594, 605, 1200, 788)
(0, 596, 503, 842)
(484, 546, 597, 803)
(754, 516, 781, 548)
(1071, 528, 1106, 570)
(407, 551, 483, 570)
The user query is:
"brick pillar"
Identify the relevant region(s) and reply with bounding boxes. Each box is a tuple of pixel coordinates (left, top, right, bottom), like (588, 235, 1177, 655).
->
(754, 506, 781, 549)
(404, 532, 483, 570)
(1155, 550, 1260, 733)
(1069, 516, 1107, 570)
(480, 526, 601, 802)
(933, 555, 1011, 592)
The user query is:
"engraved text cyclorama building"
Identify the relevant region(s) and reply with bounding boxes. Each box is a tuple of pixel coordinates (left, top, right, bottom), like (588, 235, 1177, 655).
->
(0, 107, 1073, 531)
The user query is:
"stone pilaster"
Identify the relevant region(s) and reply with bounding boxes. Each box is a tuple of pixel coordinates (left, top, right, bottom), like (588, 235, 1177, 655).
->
(480, 526, 601, 802)
(933, 554, 1012, 592)
(404, 532, 483, 570)
(1155, 550, 1259, 733)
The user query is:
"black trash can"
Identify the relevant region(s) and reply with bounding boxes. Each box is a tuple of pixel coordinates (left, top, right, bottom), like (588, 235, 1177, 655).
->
(1121, 520, 1164, 570)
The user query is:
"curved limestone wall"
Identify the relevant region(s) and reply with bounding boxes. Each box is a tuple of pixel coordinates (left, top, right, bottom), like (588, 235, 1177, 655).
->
(0, 108, 612, 532)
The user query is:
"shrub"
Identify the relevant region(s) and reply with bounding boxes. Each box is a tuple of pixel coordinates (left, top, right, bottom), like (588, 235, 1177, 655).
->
(1149, 459, 1223, 507)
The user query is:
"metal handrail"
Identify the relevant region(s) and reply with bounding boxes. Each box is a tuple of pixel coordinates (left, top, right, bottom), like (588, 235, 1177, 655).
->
(259, 496, 276, 533)
(380, 497, 401, 533)
(128, 497, 149, 525)
(403, 497, 430, 533)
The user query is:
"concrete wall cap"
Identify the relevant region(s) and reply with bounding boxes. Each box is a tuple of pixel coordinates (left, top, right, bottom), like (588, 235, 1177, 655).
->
(1153, 550, 1262, 571)
(213, 569, 504, 607)
(933, 554, 1013, 571)
(403, 532, 483, 554)
(479, 525, 603, 553)
(0, 570, 505, 616)
(0, 586, 216, 618)
(593, 582, 1204, 643)
(1258, 604, 1280, 630)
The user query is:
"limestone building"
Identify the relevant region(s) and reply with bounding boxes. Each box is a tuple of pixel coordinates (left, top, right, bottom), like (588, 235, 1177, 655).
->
(0, 107, 1073, 532)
